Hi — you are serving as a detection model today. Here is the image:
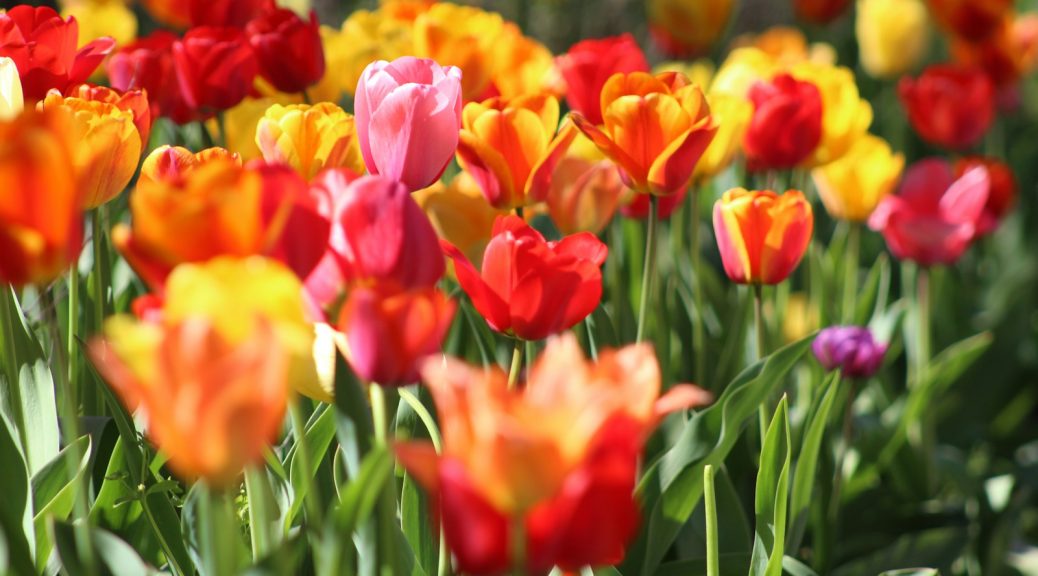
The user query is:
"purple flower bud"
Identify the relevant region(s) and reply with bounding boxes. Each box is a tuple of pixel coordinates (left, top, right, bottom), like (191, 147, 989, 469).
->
(812, 326, 888, 378)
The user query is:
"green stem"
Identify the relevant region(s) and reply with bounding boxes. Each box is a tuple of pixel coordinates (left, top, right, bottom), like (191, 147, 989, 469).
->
(91, 209, 106, 330)
(507, 340, 524, 390)
(215, 112, 228, 149)
(370, 384, 387, 446)
(200, 485, 237, 576)
(828, 374, 853, 529)
(398, 389, 442, 453)
(636, 195, 659, 344)
(140, 491, 187, 576)
(511, 515, 526, 576)
(916, 267, 931, 384)
(754, 284, 768, 446)
(244, 467, 273, 561)
(68, 263, 80, 400)
(842, 222, 861, 324)
(289, 398, 324, 527)
(704, 465, 719, 576)
(691, 187, 707, 386)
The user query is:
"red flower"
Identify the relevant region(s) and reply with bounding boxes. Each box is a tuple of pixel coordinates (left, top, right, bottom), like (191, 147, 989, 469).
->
(107, 31, 196, 125)
(172, 26, 258, 115)
(0, 6, 114, 101)
(898, 65, 995, 151)
(246, 9, 325, 94)
(189, 0, 274, 28)
(794, 0, 851, 23)
(927, 0, 1013, 42)
(955, 156, 1016, 235)
(444, 215, 608, 341)
(744, 74, 823, 171)
(868, 158, 990, 267)
(555, 34, 649, 125)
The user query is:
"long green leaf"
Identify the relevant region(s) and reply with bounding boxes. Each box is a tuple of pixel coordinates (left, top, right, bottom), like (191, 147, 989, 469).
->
(0, 412, 34, 575)
(32, 435, 91, 571)
(749, 397, 791, 576)
(787, 372, 840, 553)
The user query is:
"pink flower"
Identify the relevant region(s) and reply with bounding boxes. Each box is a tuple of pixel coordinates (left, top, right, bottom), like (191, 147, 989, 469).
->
(354, 56, 463, 191)
(868, 158, 990, 267)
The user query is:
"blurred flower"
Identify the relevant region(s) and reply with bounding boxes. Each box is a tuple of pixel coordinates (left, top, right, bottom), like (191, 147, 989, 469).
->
(0, 6, 114, 101)
(444, 215, 607, 341)
(354, 56, 463, 192)
(951, 15, 1038, 87)
(898, 65, 995, 151)
(139, 0, 191, 29)
(813, 134, 905, 222)
(138, 145, 241, 185)
(0, 57, 24, 120)
(856, 0, 931, 79)
(572, 71, 717, 196)
(172, 26, 258, 116)
(555, 34, 649, 126)
(107, 31, 195, 125)
(791, 62, 872, 166)
(743, 74, 823, 170)
(954, 156, 1016, 235)
(315, 9, 413, 101)
(654, 59, 714, 89)
(782, 293, 819, 343)
(189, 0, 273, 28)
(396, 334, 711, 574)
(927, 0, 1012, 42)
(732, 27, 837, 69)
(61, 1, 137, 48)
(694, 93, 752, 181)
(710, 47, 779, 99)
(795, 0, 852, 23)
(646, 0, 735, 58)
(457, 94, 578, 209)
(39, 90, 142, 209)
(66, 84, 152, 151)
(813, 326, 887, 378)
(246, 9, 325, 95)
(413, 3, 503, 100)
(547, 155, 625, 235)
(0, 107, 81, 287)
(868, 158, 990, 266)
(490, 23, 560, 100)
(213, 95, 297, 162)
(257, 102, 364, 180)
(713, 189, 814, 285)
(414, 172, 504, 269)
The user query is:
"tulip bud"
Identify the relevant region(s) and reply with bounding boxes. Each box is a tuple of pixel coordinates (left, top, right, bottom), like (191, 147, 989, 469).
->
(856, 0, 931, 79)
(743, 74, 823, 171)
(898, 65, 995, 151)
(713, 189, 814, 285)
(172, 26, 258, 115)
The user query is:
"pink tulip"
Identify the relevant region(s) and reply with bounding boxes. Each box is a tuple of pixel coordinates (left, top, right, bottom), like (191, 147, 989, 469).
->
(354, 56, 463, 191)
(868, 158, 990, 267)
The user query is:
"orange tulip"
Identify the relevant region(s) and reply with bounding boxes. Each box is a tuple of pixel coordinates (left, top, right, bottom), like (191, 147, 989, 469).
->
(412, 3, 502, 100)
(571, 71, 717, 196)
(256, 102, 364, 180)
(546, 155, 625, 235)
(713, 189, 814, 285)
(66, 84, 152, 149)
(0, 107, 82, 286)
(456, 94, 578, 209)
(488, 23, 560, 100)
(138, 145, 241, 185)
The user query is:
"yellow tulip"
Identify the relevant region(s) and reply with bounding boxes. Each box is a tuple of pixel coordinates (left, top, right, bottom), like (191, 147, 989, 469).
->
(413, 172, 504, 270)
(214, 95, 300, 162)
(256, 102, 364, 179)
(856, 0, 931, 79)
(62, 2, 137, 48)
(318, 10, 413, 100)
(791, 62, 873, 167)
(709, 47, 780, 98)
(694, 92, 752, 181)
(413, 3, 503, 100)
(812, 134, 905, 222)
(0, 57, 23, 120)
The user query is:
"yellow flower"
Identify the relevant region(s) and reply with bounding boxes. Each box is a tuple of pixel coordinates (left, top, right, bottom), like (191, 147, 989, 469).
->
(791, 62, 873, 167)
(856, 0, 931, 79)
(812, 134, 904, 222)
(732, 27, 836, 68)
(694, 92, 752, 181)
(318, 9, 413, 100)
(654, 59, 715, 89)
(413, 3, 503, 100)
(413, 172, 504, 269)
(0, 57, 23, 120)
(709, 47, 780, 98)
(62, 2, 137, 48)
(256, 102, 364, 179)
(489, 23, 559, 100)
(213, 95, 300, 162)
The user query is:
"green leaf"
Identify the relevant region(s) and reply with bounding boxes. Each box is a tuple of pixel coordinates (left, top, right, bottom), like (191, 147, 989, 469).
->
(326, 446, 393, 574)
(781, 555, 820, 576)
(287, 403, 335, 527)
(32, 434, 91, 572)
(749, 397, 791, 576)
(401, 473, 438, 576)
(51, 519, 162, 575)
(242, 533, 306, 576)
(787, 372, 840, 553)
(0, 413, 34, 575)
(830, 527, 966, 576)
(334, 352, 374, 479)
(622, 336, 813, 575)
(245, 465, 282, 560)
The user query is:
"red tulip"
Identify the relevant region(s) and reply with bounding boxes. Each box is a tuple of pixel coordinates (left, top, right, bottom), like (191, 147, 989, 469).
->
(107, 31, 196, 125)
(898, 65, 995, 151)
(0, 6, 114, 102)
(189, 0, 274, 28)
(443, 215, 608, 341)
(246, 9, 325, 94)
(927, 0, 1013, 42)
(172, 26, 258, 115)
(954, 156, 1016, 235)
(555, 34, 649, 126)
(744, 74, 823, 171)
(868, 158, 990, 267)
(795, 0, 851, 23)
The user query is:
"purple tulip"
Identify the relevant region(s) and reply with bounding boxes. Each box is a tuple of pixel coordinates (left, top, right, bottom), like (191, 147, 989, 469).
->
(812, 326, 887, 378)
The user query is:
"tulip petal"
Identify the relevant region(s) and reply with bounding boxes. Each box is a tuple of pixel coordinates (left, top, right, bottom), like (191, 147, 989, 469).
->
(525, 120, 579, 204)
(940, 165, 990, 225)
(570, 112, 641, 186)
(647, 118, 717, 195)
(456, 128, 516, 208)
(442, 239, 511, 333)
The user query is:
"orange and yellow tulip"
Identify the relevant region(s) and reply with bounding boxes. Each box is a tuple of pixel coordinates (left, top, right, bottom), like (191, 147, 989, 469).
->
(256, 102, 364, 180)
(488, 23, 560, 100)
(713, 189, 814, 285)
(138, 145, 241, 185)
(412, 3, 502, 100)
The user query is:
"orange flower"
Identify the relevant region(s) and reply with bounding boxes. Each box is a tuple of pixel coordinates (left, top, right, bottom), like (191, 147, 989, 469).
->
(138, 145, 241, 185)
(66, 84, 152, 148)
(546, 143, 625, 235)
(488, 23, 560, 100)
(412, 3, 502, 100)
(647, 0, 735, 58)
(572, 71, 717, 196)
(456, 94, 578, 209)
(0, 107, 82, 286)
(713, 189, 814, 285)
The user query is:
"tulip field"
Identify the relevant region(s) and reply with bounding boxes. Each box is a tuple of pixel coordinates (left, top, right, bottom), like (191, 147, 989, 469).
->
(3, 0, 1038, 574)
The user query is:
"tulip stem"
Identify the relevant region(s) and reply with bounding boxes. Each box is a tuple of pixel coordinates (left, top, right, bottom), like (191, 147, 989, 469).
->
(915, 267, 931, 384)
(636, 196, 659, 344)
(370, 384, 388, 445)
(704, 464, 719, 576)
(754, 284, 768, 446)
(842, 222, 861, 323)
(691, 188, 707, 387)
(507, 340, 524, 390)
(289, 397, 324, 528)
(828, 373, 852, 530)
(511, 515, 527, 576)
(200, 485, 237, 576)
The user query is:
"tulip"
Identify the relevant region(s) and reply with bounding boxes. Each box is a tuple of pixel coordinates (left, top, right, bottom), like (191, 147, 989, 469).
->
(315, 9, 413, 102)
(443, 215, 607, 341)
(555, 34, 650, 126)
(0, 107, 81, 287)
(743, 74, 824, 171)
(795, 0, 851, 23)
(214, 96, 293, 162)
(246, 9, 325, 95)
(927, 0, 1012, 42)
(488, 23, 561, 100)
(646, 0, 735, 58)
(950, 15, 1038, 88)
(713, 189, 814, 285)
(412, 3, 503, 100)
(172, 26, 258, 115)
(813, 134, 905, 222)
(66, 84, 152, 151)
(396, 334, 711, 574)
(0, 57, 24, 120)
(955, 156, 1016, 235)
(337, 284, 456, 385)
(456, 94, 578, 209)
(139, 0, 191, 29)
(572, 71, 718, 196)
(731, 27, 836, 70)
(547, 155, 625, 235)
(0, 6, 114, 101)
(138, 145, 241, 185)
(414, 172, 505, 269)
(107, 31, 196, 125)
(868, 158, 990, 266)
(189, 0, 273, 28)
(693, 92, 752, 181)
(61, 1, 137, 48)
(710, 47, 780, 99)
(354, 56, 463, 192)
(856, 0, 931, 79)
(898, 65, 995, 151)
(257, 103, 365, 180)
(813, 326, 888, 378)
(791, 63, 873, 166)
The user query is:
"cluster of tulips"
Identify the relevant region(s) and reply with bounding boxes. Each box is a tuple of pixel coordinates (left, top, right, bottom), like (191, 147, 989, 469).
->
(0, 0, 1032, 574)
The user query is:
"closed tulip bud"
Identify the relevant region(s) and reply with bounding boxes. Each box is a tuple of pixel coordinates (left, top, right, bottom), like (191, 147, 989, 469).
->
(107, 31, 196, 125)
(868, 158, 990, 266)
(414, 173, 505, 269)
(813, 326, 888, 378)
(813, 134, 905, 222)
(790, 63, 873, 166)
(257, 103, 364, 180)
(354, 56, 463, 192)
(955, 156, 1016, 235)
(927, 0, 1012, 42)
(139, 145, 241, 185)
(856, 0, 931, 79)
(444, 215, 608, 341)
(396, 334, 711, 574)
(173, 26, 258, 115)
(744, 74, 823, 171)
(246, 9, 325, 94)
(694, 93, 752, 181)
(572, 71, 718, 196)
(795, 0, 852, 23)
(713, 189, 814, 285)
(547, 156, 625, 235)
(413, 4, 503, 100)
(0, 107, 82, 287)
(0, 6, 114, 102)
(0, 57, 24, 120)
(556, 34, 650, 126)
(39, 90, 142, 209)
(646, 0, 735, 58)
(457, 94, 578, 209)
(899, 65, 995, 151)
